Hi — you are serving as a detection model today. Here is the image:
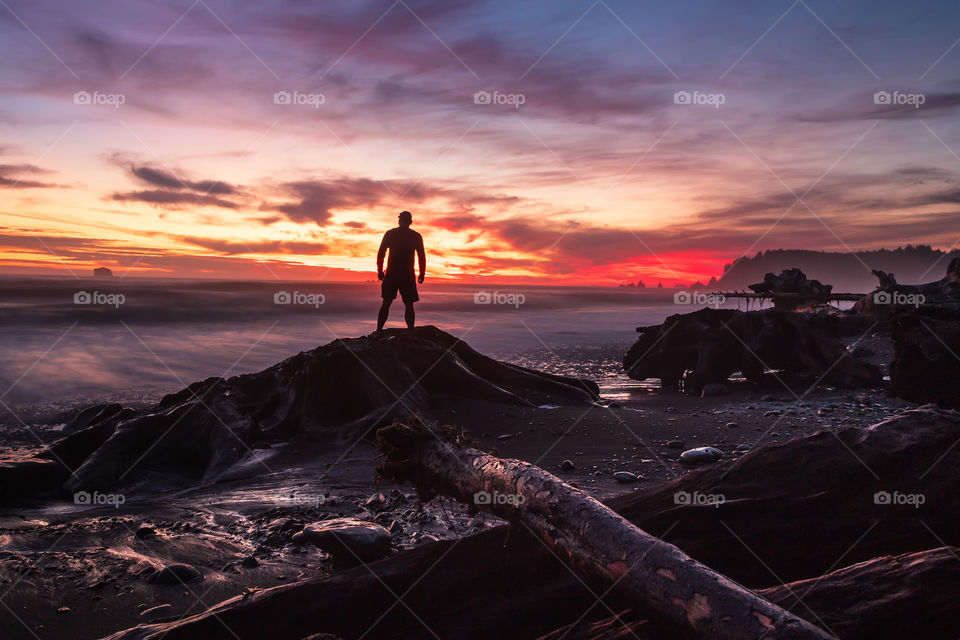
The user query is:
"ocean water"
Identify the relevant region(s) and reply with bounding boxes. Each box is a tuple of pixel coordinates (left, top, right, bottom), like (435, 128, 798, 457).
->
(0, 277, 740, 425)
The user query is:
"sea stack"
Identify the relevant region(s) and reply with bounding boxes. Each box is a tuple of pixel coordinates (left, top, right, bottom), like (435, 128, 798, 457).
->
(93, 266, 113, 277)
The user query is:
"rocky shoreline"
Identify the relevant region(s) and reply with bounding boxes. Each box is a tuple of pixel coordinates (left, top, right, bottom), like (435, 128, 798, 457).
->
(0, 311, 956, 639)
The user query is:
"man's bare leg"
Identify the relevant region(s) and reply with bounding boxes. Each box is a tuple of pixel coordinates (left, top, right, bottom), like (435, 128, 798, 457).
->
(404, 302, 415, 337)
(376, 299, 392, 337)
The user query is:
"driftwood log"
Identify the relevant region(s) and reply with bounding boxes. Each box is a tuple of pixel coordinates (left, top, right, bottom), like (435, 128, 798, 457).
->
(549, 546, 960, 640)
(374, 422, 833, 639)
(104, 407, 960, 640)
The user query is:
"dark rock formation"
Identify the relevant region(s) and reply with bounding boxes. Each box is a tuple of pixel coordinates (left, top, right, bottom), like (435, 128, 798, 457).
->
(889, 308, 960, 408)
(748, 268, 833, 296)
(2, 326, 598, 499)
(855, 259, 960, 317)
(624, 308, 881, 392)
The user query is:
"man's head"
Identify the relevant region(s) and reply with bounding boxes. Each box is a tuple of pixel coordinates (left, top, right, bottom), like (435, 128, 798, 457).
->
(398, 210, 412, 228)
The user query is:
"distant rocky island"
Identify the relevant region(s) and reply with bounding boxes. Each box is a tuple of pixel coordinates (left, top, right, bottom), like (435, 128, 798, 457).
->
(93, 267, 114, 277)
(621, 246, 960, 292)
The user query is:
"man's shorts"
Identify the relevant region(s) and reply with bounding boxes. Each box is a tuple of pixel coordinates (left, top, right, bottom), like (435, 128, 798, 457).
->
(381, 271, 419, 303)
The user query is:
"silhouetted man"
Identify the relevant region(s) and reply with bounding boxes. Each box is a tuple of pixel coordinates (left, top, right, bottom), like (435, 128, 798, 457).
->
(376, 210, 425, 337)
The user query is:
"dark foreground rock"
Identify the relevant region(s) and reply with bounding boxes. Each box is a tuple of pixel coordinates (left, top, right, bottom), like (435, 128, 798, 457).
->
(889, 308, 960, 408)
(624, 308, 881, 392)
(2, 326, 598, 501)
(300, 518, 392, 566)
(104, 406, 960, 640)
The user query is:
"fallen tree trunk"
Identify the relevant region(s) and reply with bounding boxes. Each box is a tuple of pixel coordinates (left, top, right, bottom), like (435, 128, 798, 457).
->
(547, 546, 960, 640)
(375, 423, 833, 640)
(758, 546, 960, 640)
(104, 408, 960, 640)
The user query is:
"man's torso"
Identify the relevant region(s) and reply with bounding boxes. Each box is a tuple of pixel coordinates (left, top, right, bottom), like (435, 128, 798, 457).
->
(384, 227, 421, 274)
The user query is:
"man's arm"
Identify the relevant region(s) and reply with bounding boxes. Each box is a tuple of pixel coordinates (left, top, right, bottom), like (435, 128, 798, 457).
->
(417, 233, 426, 283)
(377, 231, 389, 280)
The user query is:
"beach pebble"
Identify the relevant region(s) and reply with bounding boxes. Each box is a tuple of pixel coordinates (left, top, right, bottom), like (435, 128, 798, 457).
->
(613, 471, 638, 483)
(761, 394, 776, 402)
(240, 555, 259, 568)
(56, 607, 71, 615)
(700, 384, 729, 398)
(763, 410, 782, 417)
(725, 422, 739, 428)
(679, 447, 723, 465)
(560, 459, 575, 471)
(735, 444, 751, 452)
(301, 518, 392, 565)
(666, 440, 685, 449)
(134, 526, 157, 539)
(365, 492, 387, 510)
(146, 564, 203, 585)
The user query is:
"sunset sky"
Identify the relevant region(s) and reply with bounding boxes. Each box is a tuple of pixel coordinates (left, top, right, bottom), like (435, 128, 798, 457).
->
(1, 0, 959, 285)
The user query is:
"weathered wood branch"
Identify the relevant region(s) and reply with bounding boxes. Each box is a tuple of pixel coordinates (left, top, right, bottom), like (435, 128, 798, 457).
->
(103, 408, 960, 640)
(375, 422, 834, 640)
